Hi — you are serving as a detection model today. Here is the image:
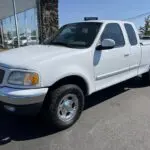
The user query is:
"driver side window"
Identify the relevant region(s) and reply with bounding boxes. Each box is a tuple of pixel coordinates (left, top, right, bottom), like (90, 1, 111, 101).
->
(101, 23, 125, 47)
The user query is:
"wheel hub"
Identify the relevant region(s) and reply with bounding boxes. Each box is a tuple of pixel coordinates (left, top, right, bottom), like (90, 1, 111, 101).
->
(57, 94, 78, 122)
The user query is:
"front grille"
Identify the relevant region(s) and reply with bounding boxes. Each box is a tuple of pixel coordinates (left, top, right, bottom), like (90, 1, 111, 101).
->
(0, 69, 5, 84)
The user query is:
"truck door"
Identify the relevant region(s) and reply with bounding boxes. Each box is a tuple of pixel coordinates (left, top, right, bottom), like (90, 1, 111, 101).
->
(94, 23, 130, 90)
(124, 23, 141, 77)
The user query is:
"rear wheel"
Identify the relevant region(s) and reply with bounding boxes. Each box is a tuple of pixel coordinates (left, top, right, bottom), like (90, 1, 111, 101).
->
(42, 84, 84, 129)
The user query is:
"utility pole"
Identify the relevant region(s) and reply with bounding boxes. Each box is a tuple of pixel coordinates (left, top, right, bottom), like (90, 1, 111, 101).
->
(0, 20, 4, 48)
(12, 0, 20, 47)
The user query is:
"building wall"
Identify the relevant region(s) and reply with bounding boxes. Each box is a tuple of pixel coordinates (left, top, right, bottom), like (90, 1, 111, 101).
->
(0, 0, 59, 48)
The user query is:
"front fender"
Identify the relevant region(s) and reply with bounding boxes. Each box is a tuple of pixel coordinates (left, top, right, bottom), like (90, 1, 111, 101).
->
(40, 65, 95, 95)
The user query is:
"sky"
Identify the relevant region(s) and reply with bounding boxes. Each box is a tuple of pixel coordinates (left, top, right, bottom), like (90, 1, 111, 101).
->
(59, 0, 150, 28)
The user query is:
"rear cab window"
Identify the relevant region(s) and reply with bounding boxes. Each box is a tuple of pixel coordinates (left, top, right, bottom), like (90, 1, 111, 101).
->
(124, 23, 138, 46)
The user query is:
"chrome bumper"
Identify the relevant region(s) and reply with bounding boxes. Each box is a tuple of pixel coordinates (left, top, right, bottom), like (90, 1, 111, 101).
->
(0, 87, 48, 105)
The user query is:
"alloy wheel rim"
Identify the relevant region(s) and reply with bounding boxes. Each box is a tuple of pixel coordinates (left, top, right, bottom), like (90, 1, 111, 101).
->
(57, 94, 79, 122)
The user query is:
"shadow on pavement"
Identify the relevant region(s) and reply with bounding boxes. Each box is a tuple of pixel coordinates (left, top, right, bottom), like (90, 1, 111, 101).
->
(0, 77, 148, 144)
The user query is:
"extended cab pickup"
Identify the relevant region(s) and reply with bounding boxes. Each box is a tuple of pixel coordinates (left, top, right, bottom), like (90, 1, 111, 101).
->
(0, 20, 150, 129)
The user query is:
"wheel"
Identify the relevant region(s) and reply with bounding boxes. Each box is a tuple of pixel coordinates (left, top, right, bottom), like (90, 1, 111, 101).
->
(42, 84, 85, 129)
(142, 71, 150, 84)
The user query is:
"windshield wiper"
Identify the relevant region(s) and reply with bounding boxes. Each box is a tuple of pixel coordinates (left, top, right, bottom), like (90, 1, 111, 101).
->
(50, 42, 72, 47)
(49, 41, 86, 49)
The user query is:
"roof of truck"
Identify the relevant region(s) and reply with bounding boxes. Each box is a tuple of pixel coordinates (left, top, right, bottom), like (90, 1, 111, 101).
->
(84, 20, 133, 24)
(67, 20, 134, 26)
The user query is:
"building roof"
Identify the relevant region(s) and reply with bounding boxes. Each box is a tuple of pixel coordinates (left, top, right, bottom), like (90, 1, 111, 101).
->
(0, 0, 36, 20)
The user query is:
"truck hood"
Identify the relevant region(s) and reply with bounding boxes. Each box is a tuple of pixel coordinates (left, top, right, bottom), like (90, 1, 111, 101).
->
(0, 45, 77, 69)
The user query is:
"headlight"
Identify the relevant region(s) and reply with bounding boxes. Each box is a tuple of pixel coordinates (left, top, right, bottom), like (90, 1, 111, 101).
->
(8, 71, 39, 86)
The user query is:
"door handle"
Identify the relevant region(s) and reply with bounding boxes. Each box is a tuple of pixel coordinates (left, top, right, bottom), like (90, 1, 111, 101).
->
(124, 54, 129, 57)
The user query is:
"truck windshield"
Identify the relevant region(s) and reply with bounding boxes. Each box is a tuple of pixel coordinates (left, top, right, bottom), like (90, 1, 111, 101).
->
(47, 22, 102, 48)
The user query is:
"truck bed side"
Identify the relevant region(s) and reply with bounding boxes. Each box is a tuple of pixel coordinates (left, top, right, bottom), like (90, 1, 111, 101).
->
(138, 40, 150, 75)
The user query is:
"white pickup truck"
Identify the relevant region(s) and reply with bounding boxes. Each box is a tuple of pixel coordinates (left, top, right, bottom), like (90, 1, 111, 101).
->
(0, 20, 150, 129)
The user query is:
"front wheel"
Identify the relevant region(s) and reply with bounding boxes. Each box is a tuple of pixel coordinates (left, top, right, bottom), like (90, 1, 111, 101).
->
(42, 84, 85, 129)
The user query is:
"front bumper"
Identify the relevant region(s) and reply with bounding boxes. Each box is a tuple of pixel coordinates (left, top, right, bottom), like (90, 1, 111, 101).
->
(0, 87, 48, 115)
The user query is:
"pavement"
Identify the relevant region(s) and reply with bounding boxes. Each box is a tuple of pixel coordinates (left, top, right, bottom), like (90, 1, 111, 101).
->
(0, 78, 150, 150)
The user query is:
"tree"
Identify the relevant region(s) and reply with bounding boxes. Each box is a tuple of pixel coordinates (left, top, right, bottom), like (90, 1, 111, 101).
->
(37, 0, 59, 43)
(139, 15, 150, 36)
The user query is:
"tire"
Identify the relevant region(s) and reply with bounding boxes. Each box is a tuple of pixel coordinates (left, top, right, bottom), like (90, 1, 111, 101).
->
(142, 71, 150, 84)
(42, 84, 85, 130)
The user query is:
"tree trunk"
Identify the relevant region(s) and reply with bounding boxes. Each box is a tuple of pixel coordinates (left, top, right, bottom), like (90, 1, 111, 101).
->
(37, 0, 59, 43)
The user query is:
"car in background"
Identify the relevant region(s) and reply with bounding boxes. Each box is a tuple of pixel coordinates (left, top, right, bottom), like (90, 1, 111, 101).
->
(20, 36, 28, 46)
(7, 37, 16, 45)
(14, 36, 28, 47)
(3, 37, 16, 48)
(140, 35, 150, 40)
(14, 36, 39, 47)
(13, 37, 20, 47)
(28, 36, 39, 45)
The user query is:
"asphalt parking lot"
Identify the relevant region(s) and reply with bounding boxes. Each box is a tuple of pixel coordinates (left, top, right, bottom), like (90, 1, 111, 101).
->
(0, 78, 150, 150)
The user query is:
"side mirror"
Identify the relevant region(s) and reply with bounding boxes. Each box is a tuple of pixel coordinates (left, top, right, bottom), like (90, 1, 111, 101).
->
(96, 39, 115, 50)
